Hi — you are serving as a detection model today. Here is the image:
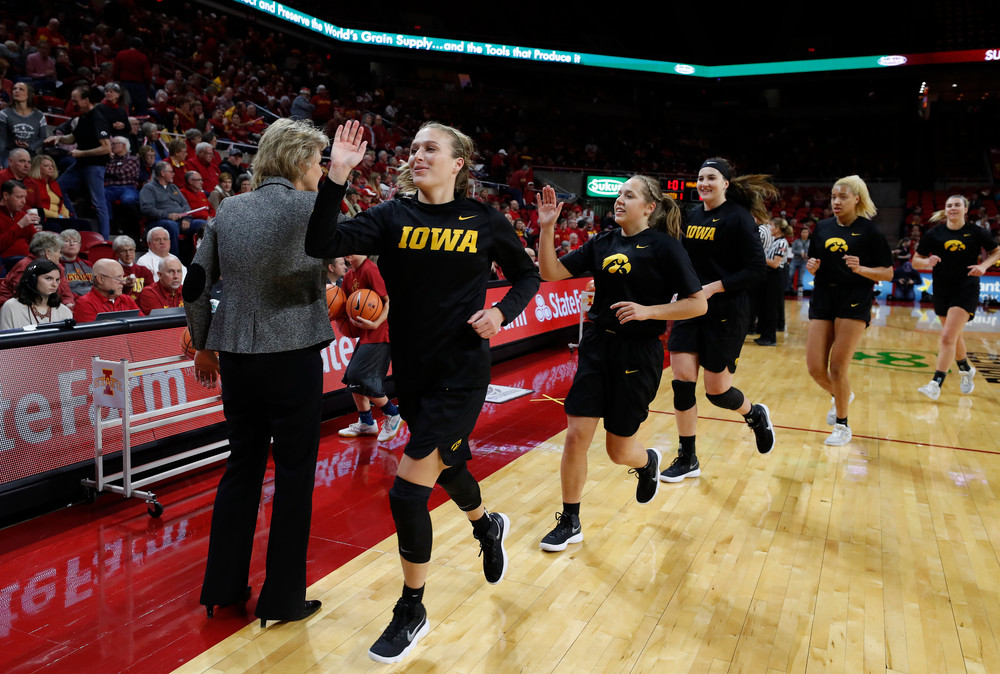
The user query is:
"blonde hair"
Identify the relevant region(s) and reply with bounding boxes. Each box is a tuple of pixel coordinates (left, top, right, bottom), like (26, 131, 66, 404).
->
(28, 154, 58, 180)
(250, 118, 329, 189)
(833, 175, 877, 219)
(929, 194, 969, 223)
(396, 121, 475, 198)
(630, 175, 682, 239)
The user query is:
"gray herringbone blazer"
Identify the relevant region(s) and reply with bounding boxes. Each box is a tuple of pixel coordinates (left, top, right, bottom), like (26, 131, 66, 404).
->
(184, 177, 335, 353)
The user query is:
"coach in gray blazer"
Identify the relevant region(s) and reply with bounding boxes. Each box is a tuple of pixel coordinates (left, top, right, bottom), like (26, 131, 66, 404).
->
(183, 118, 333, 628)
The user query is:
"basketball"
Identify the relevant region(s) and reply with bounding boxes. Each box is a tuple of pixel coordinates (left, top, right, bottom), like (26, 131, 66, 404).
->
(180, 327, 196, 358)
(347, 289, 383, 322)
(326, 284, 346, 319)
(337, 316, 360, 340)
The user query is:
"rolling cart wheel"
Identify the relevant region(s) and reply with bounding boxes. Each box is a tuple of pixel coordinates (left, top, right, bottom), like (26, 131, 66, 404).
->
(147, 501, 164, 518)
(85, 487, 98, 504)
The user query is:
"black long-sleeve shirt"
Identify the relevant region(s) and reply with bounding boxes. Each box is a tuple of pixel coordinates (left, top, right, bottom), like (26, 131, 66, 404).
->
(306, 180, 540, 389)
(682, 200, 766, 297)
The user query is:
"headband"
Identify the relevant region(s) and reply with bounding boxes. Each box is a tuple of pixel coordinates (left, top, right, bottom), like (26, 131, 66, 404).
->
(700, 160, 731, 181)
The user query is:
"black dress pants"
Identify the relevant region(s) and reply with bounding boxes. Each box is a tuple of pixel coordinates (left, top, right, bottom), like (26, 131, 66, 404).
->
(200, 345, 323, 617)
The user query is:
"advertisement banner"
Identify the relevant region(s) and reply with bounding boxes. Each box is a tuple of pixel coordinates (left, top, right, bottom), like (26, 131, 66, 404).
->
(0, 278, 589, 487)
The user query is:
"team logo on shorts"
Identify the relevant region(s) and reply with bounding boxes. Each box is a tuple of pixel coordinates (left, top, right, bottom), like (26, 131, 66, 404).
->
(601, 253, 631, 274)
(449, 439, 462, 452)
(825, 237, 848, 253)
(944, 239, 966, 252)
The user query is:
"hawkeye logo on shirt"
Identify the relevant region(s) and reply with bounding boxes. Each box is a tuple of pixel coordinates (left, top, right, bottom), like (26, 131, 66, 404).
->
(398, 226, 478, 253)
(602, 253, 631, 274)
(826, 237, 848, 253)
(944, 239, 966, 252)
(686, 225, 716, 241)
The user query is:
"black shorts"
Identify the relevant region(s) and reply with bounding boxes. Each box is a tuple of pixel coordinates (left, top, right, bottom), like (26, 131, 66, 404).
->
(933, 282, 978, 321)
(667, 295, 749, 374)
(397, 385, 487, 466)
(565, 325, 664, 437)
(342, 342, 391, 398)
(808, 283, 873, 325)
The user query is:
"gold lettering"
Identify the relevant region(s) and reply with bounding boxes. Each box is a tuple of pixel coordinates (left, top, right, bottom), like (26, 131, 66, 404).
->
(456, 230, 478, 253)
(431, 227, 462, 251)
(398, 226, 413, 248)
(410, 227, 430, 249)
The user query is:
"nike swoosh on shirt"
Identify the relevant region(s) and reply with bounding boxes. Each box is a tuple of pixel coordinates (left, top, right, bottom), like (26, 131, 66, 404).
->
(712, 218, 721, 222)
(636, 245, 648, 249)
(851, 233, 861, 236)
(458, 215, 476, 221)
(625, 370, 638, 374)
(851, 302, 860, 307)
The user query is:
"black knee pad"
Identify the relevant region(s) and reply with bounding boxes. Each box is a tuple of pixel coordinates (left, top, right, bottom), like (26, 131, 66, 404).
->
(672, 379, 697, 411)
(388, 477, 434, 563)
(436, 462, 482, 512)
(706, 386, 745, 411)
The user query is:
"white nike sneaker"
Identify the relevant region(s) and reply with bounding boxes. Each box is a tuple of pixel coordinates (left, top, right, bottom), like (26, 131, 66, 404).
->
(824, 423, 852, 446)
(826, 392, 855, 425)
(377, 414, 403, 442)
(959, 367, 976, 395)
(339, 420, 379, 437)
(917, 380, 941, 401)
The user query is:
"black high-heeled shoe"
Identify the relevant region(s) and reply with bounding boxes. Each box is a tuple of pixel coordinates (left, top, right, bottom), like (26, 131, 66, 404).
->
(257, 599, 322, 628)
(204, 585, 252, 618)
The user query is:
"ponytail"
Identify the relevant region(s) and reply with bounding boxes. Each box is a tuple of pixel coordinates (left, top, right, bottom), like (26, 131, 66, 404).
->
(631, 174, 682, 239)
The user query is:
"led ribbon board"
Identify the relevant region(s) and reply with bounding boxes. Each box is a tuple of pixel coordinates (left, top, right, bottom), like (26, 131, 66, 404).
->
(230, 0, 1000, 77)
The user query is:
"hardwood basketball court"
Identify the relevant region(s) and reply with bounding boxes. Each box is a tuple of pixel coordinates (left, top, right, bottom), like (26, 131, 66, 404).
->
(170, 299, 1000, 673)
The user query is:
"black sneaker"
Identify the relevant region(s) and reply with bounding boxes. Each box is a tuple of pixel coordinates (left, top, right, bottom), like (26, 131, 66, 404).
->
(746, 403, 775, 454)
(659, 452, 701, 482)
(539, 512, 583, 552)
(629, 448, 661, 504)
(368, 598, 430, 663)
(474, 511, 510, 584)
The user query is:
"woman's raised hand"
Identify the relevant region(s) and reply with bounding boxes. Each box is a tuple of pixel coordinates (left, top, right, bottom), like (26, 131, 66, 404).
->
(535, 185, 564, 230)
(327, 120, 368, 184)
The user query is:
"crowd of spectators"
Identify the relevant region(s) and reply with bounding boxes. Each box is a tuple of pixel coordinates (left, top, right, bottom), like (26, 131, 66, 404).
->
(1, 2, 999, 323)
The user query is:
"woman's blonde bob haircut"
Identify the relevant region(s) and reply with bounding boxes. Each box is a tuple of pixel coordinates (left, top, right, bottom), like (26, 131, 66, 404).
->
(833, 175, 878, 220)
(250, 118, 329, 190)
(28, 154, 59, 180)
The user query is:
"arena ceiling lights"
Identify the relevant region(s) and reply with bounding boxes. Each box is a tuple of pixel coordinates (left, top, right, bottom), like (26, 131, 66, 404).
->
(232, 0, 1000, 78)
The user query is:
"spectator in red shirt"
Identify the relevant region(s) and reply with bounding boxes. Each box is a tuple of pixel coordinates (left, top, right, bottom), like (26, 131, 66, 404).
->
(73, 258, 140, 322)
(310, 85, 333, 125)
(167, 139, 188, 187)
(0, 148, 33, 191)
(0, 180, 41, 265)
(36, 19, 67, 49)
(113, 37, 151, 115)
(112, 235, 153, 301)
(180, 171, 215, 218)
(138, 254, 184, 314)
(187, 142, 220, 194)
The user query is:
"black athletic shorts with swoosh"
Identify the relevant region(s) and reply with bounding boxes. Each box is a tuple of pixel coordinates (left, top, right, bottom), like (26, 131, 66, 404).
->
(565, 324, 663, 437)
(808, 283, 875, 324)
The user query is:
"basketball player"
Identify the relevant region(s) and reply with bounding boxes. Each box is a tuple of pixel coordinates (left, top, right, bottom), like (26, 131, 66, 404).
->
(337, 254, 403, 442)
(662, 158, 777, 483)
(305, 120, 540, 663)
(912, 195, 1000, 399)
(805, 175, 892, 445)
(534, 179, 706, 552)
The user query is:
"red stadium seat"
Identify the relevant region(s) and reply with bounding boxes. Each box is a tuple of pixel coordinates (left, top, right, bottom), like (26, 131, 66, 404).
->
(78, 231, 107, 258)
(83, 242, 115, 263)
